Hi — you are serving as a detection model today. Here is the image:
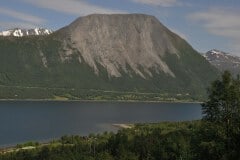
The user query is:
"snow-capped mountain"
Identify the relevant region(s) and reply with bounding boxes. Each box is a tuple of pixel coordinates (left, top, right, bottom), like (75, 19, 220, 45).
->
(204, 49, 240, 75)
(0, 28, 53, 37)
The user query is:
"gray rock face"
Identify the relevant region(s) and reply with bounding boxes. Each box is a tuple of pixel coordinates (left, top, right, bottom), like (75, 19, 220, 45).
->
(60, 14, 179, 78)
(204, 49, 240, 76)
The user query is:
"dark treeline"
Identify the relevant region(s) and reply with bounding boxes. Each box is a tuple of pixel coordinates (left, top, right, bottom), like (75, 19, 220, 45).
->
(1, 71, 240, 160)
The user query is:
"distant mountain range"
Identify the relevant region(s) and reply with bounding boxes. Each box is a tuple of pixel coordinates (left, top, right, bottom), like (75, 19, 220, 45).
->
(0, 14, 219, 101)
(204, 49, 240, 76)
(0, 28, 53, 37)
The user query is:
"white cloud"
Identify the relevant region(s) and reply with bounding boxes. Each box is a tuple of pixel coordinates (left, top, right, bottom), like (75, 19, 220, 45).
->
(23, 0, 126, 16)
(188, 8, 240, 55)
(130, 0, 178, 7)
(0, 7, 46, 24)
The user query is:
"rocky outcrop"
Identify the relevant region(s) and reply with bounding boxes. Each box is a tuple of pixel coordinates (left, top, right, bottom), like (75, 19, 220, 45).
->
(60, 14, 180, 78)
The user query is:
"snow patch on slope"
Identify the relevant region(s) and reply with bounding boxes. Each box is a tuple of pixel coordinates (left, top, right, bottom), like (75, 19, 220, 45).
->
(0, 28, 53, 37)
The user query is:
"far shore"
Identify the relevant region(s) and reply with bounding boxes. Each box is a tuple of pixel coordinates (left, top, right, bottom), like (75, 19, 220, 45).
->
(0, 98, 203, 104)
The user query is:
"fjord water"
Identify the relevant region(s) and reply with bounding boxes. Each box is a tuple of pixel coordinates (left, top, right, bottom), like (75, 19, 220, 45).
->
(0, 101, 201, 147)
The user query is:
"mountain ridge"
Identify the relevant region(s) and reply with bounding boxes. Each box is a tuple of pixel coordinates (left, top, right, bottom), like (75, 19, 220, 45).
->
(56, 14, 190, 78)
(204, 49, 240, 76)
(0, 14, 219, 100)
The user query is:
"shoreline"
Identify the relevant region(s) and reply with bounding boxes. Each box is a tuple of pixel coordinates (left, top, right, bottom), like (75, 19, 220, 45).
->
(112, 123, 133, 129)
(0, 99, 202, 104)
(0, 123, 133, 152)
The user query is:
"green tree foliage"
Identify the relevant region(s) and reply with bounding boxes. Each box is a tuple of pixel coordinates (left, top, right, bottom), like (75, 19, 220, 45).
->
(202, 71, 240, 123)
(0, 122, 198, 160)
(201, 71, 240, 159)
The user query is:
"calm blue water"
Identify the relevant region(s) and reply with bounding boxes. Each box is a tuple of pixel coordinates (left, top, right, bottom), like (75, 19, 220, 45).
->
(0, 101, 201, 147)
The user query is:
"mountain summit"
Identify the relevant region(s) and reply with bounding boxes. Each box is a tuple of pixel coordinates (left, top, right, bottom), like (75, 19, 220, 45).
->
(204, 49, 240, 76)
(61, 14, 177, 78)
(0, 14, 219, 100)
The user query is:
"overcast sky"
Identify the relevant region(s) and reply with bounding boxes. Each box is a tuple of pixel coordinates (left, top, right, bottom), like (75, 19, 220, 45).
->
(0, 0, 239, 55)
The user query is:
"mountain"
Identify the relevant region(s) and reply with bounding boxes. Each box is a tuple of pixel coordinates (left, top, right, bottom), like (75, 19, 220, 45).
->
(204, 49, 240, 76)
(0, 28, 53, 37)
(0, 14, 219, 101)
